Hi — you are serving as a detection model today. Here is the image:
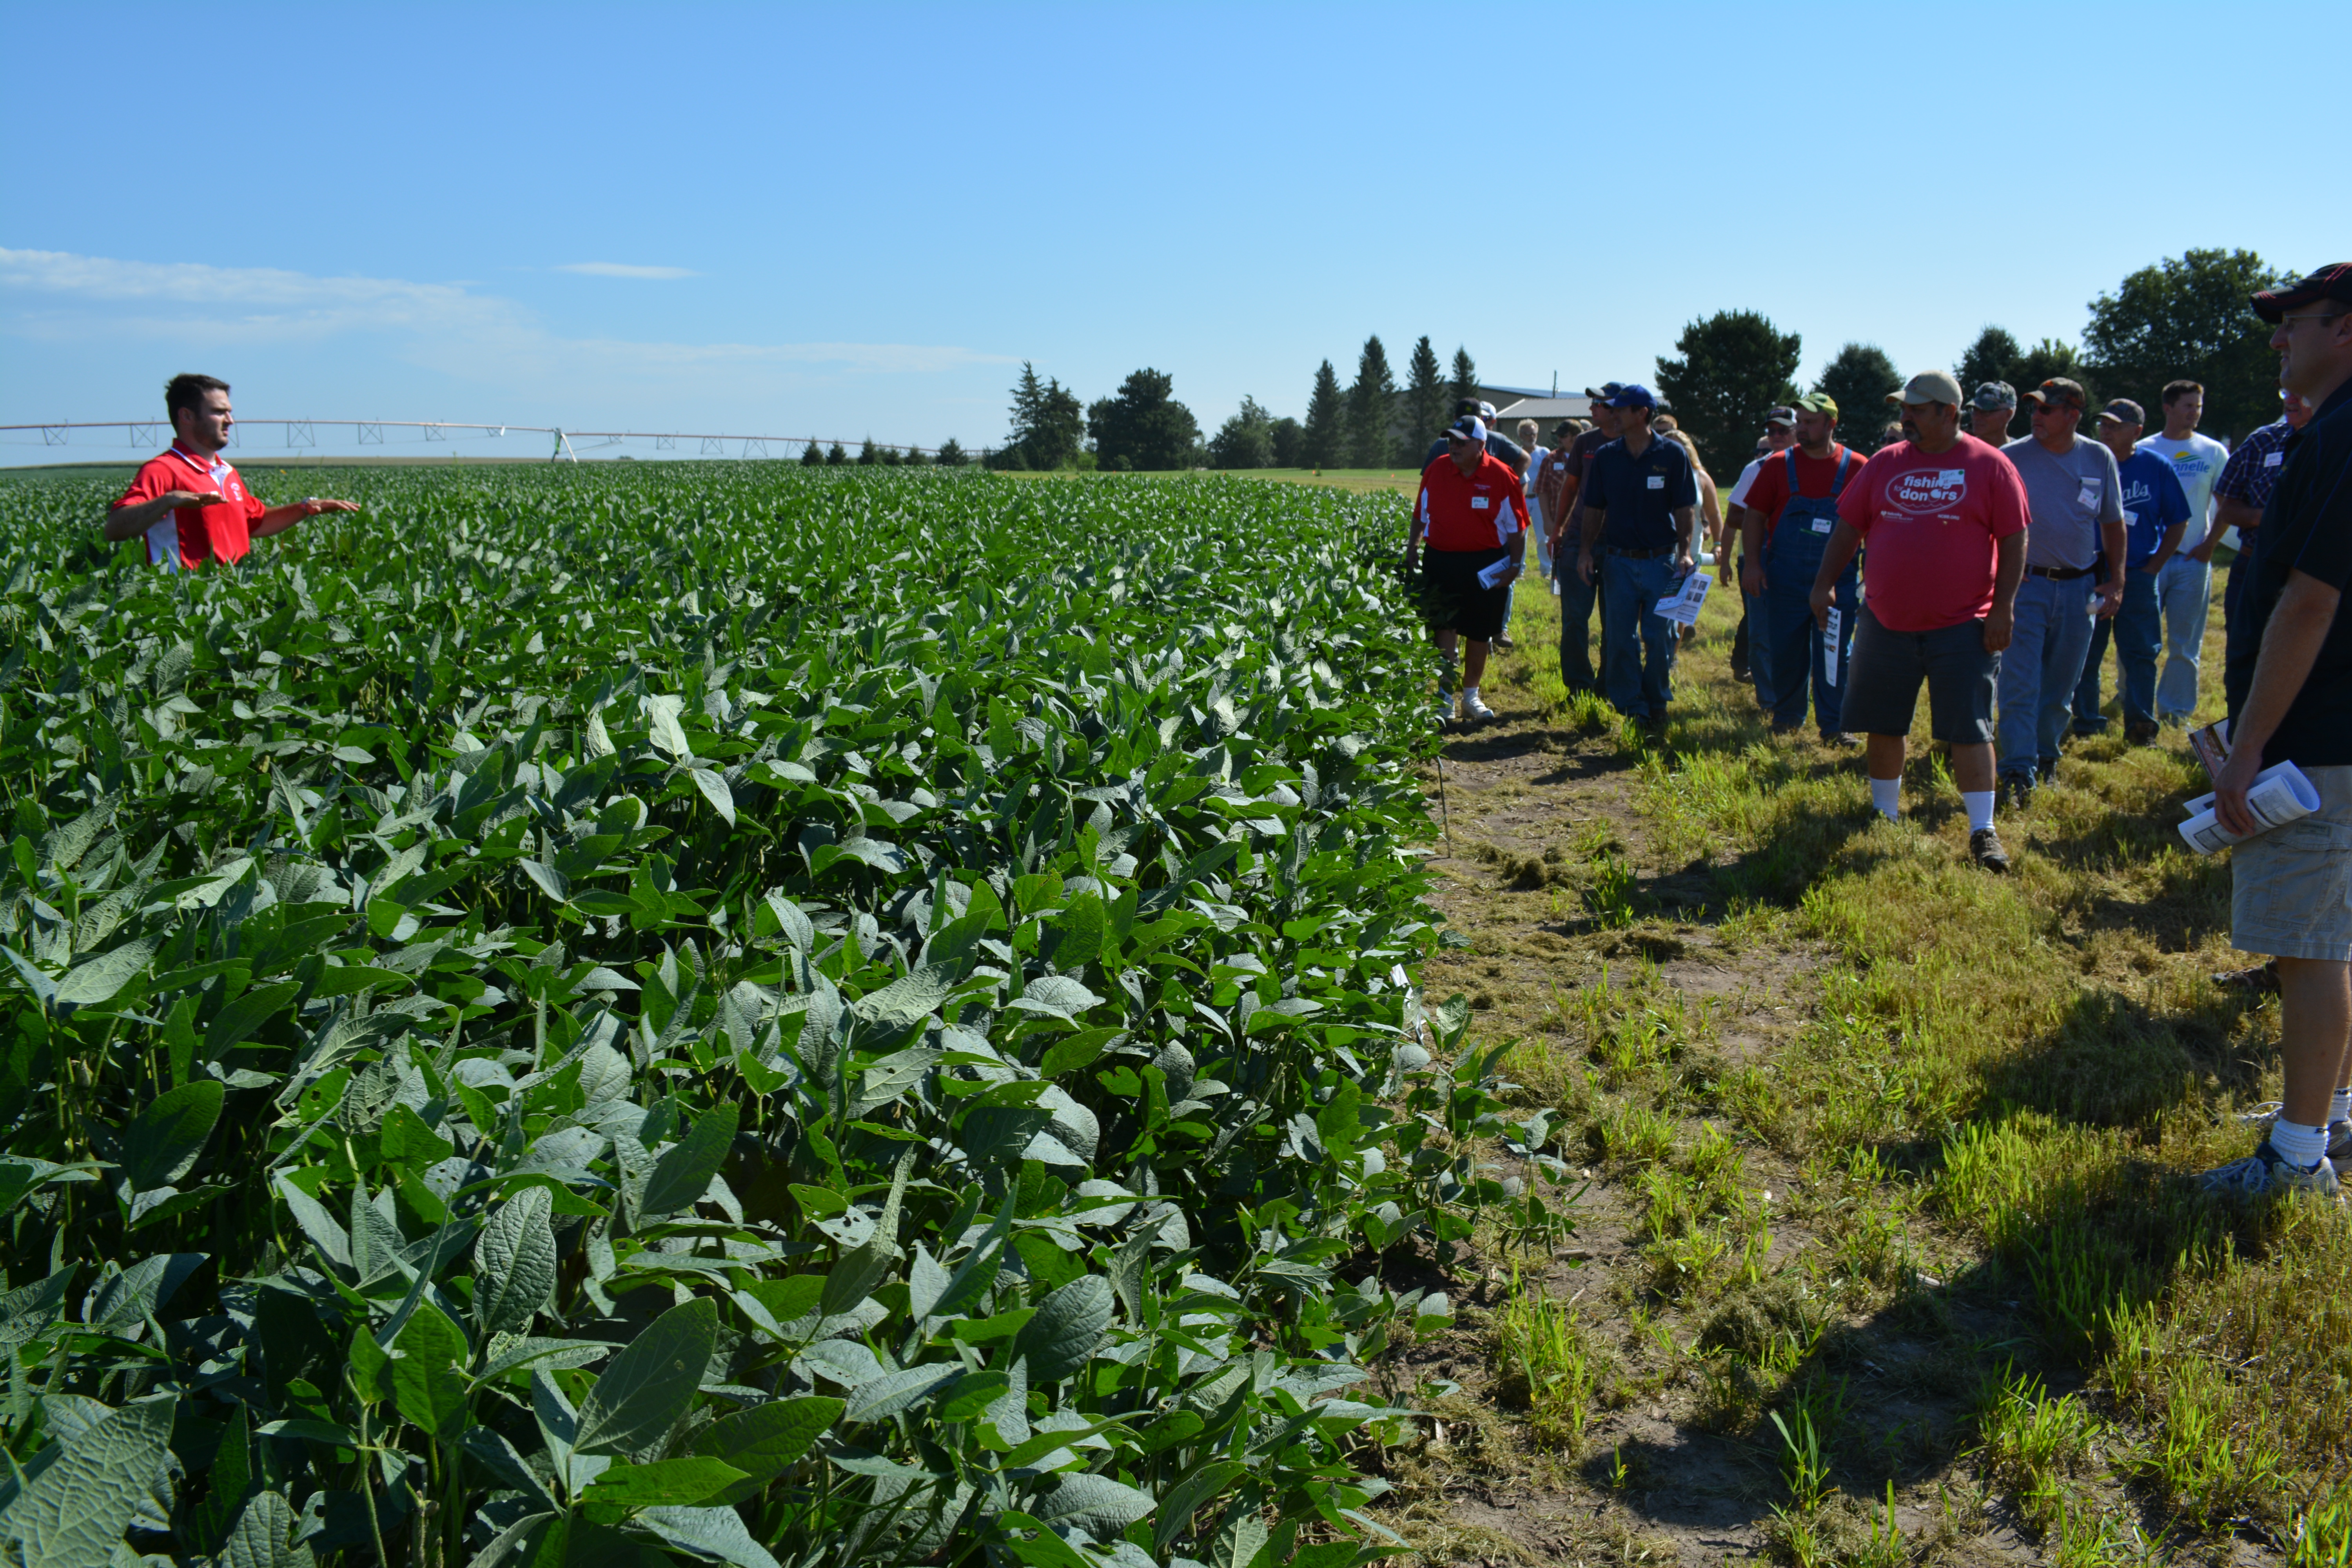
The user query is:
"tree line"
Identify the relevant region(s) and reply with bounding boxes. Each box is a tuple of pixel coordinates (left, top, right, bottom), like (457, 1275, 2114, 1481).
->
(987, 334, 1497, 473)
(1656, 249, 2294, 475)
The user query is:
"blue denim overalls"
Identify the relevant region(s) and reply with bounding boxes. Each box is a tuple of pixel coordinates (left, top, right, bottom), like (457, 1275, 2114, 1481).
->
(1763, 448, 1859, 735)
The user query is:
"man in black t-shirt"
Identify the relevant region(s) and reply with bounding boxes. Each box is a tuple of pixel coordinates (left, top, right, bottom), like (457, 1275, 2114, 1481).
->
(2201, 263, 2352, 1200)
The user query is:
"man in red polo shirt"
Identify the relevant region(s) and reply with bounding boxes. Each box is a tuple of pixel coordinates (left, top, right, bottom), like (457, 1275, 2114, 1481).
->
(103, 374, 358, 568)
(1405, 414, 1531, 726)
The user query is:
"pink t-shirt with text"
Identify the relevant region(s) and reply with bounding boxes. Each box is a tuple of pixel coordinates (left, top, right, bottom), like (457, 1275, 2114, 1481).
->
(1836, 434, 2029, 632)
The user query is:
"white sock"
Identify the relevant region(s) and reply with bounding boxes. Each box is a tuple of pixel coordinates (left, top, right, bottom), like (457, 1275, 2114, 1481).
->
(1869, 777, 1900, 821)
(2270, 1117, 2329, 1170)
(2331, 1087, 2351, 1127)
(1963, 791, 1996, 832)
(1463, 685, 1479, 704)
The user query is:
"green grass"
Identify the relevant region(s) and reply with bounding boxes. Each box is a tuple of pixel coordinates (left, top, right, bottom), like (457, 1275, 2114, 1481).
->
(1396, 548, 2352, 1559)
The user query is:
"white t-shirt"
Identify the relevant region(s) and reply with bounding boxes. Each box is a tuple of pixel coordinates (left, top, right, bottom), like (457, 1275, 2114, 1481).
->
(2134, 430, 2230, 551)
(1728, 456, 1767, 508)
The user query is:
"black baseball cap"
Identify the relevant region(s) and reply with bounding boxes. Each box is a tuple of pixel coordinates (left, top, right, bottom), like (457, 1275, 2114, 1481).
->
(2253, 263, 2352, 325)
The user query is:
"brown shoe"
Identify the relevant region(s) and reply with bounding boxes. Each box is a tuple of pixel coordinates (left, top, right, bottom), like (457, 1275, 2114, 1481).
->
(2126, 720, 2161, 745)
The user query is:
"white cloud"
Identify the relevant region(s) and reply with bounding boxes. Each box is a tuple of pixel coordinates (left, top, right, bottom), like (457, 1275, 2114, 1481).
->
(0, 248, 1009, 382)
(555, 262, 699, 279)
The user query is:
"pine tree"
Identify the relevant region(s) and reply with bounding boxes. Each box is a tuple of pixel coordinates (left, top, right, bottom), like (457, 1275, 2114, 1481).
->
(1347, 336, 1399, 468)
(1301, 360, 1345, 470)
(934, 437, 967, 467)
(1450, 347, 1479, 410)
(825, 443, 848, 466)
(1403, 336, 1447, 462)
(1654, 311, 1802, 486)
(800, 439, 824, 467)
(857, 438, 880, 466)
(1813, 343, 1901, 453)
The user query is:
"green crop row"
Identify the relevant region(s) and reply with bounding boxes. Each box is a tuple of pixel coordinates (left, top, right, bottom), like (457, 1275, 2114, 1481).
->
(0, 468, 1542, 1568)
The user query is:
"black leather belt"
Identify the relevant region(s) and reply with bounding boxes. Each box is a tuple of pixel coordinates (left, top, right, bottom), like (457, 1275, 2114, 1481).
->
(2026, 563, 2095, 581)
(1607, 545, 1673, 560)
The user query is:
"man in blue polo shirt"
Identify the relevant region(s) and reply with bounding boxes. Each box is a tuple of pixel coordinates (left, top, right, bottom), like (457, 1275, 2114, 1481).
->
(2072, 400, 2191, 742)
(1572, 384, 1698, 729)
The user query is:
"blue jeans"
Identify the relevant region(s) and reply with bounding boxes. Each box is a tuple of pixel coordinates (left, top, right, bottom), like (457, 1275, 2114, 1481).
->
(1998, 572, 2098, 778)
(1761, 521, 1857, 734)
(2155, 554, 2210, 722)
(1559, 554, 1601, 691)
(2072, 573, 2158, 732)
(1601, 552, 1680, 719)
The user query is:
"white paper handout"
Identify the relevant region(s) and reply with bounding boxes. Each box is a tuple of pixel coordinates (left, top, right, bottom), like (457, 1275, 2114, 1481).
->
(1652, 571, 1711, 626)
(1821, 606, 1842, 688)
(1476, 555, 1515, 590)
(2178, 760, 2321, 854)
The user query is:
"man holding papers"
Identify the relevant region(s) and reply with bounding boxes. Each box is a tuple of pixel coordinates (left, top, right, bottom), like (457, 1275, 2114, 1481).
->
(2202, 263, 2352, 1199)
(1405, 414, 1532, 727)
(1573, 385, 1698, 733)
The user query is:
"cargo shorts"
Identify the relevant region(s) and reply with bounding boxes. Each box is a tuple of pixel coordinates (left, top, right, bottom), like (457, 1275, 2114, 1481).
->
(2233, 764, 2352, 962)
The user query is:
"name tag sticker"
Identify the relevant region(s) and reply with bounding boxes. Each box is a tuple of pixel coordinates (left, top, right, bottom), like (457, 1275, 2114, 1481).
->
(1646, 475, 1666, 490)
(2123, 509, 2137, 526)
(1811, 516, 1833, 534)
(1938, 470, 1965, 485)
(2077, 483, 2100, 508)
(1471, 496, 1489, 508)
(2266, 451, 2284, 468)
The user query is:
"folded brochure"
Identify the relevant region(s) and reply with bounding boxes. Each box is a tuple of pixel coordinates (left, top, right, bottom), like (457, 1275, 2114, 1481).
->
(1476, 555, 1515, 589)
(2179, 759, 2319, 854)
(1652, 571, 1710, 626)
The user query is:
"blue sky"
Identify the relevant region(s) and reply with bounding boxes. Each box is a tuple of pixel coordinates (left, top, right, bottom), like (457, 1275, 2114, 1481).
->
(2, 1, 2333, 463)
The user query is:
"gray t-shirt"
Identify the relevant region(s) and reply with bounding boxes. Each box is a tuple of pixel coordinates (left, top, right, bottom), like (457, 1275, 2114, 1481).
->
(2004, 434, 2124, 570)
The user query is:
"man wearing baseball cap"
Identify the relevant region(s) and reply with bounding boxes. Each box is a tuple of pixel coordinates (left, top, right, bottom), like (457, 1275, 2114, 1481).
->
(1549, 387, 1626, 696)
(1572, 384, 1698, 730)
(2139, 381, 2231, 725)
(1806, 370, 2030, 870)
(2201, 263, 2352, 1198)
(1405, 414, 1532, 726)
(1424, 397, 1529, 475)
(1739, 392, 1861, 741)
(1968, 382, 2016, 445)
(1725, 406, 1798, 690)
(1993, 377, 2127, 809)
(2072, 399, 2190, 744)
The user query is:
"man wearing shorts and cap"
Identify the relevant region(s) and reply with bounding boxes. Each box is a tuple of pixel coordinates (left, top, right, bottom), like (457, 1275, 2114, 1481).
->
(1808, 370, 2029, 870)
(1725, 406, 1798, 690)
(1549, 387, 1625, 695)
(2200, 263, 2352, 1198)
(1995, 378, 2127, 809)
(2072, 399, 2190, 743)
(1406, 414, 1531, 726)
(1573, 385, 1697, 730)
(1969, 382, 2016, 445)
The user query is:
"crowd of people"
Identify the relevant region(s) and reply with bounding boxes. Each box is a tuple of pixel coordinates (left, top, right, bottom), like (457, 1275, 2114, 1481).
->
(1404, 263, 2352, 1197)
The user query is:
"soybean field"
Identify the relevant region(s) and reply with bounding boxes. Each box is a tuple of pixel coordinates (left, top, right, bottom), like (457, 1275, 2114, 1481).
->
(0, 466, 1538, 1567)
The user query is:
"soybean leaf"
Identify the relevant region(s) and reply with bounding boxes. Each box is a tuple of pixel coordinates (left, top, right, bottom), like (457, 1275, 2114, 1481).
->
(583, 1457, 748, 1509)
(639, 1102, 739, 1219)
(1, 1393, 176, 1565)
(688, 768, 736, 827)
(1011, 1275, 1113, 1384)
(119, 1079, 224, 1192)
(573, 1297, 716, 1462)
(693, 1396, 843, 1480)
(54, 932, 161, 1011)
(473, 1186, 558, 1334)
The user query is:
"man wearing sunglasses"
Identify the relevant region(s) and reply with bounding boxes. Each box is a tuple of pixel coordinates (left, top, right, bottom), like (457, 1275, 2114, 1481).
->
(1994, 377, 2127, 809)
(2202, 264, 2352, 1198)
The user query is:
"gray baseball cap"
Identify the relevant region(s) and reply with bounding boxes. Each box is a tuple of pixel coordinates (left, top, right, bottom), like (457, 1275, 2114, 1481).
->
(2096, 398, 2145, 426)
(1970, 381, 2017, 412)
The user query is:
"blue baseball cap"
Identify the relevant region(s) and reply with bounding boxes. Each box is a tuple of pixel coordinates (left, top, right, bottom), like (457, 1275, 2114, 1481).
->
(1603, 384, 1658, 412)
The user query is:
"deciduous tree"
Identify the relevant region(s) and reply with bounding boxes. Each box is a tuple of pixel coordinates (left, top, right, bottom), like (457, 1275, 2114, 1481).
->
(1270, 416, 1304, 468)
(1814, 343, 1901, 453)
(1087, 368, 1203, 472)
(1654, 310, 1801, 484)
(2083, 248, 2293, 441)
(1209, 396, 1276, 470)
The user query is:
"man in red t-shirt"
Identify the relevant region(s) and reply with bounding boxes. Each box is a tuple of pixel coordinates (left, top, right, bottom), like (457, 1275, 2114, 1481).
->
(104, 374, 358, 568)
(1739, 391, 1863, 742)
(1406, 415, 1532, 725)
(1808, 370, 2029, 870)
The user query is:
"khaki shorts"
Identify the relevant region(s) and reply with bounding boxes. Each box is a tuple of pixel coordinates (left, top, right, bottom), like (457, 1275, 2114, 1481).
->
(2233, 764, 2352, 962)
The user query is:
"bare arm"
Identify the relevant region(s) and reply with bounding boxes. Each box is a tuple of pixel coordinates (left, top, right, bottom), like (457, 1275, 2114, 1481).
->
(1672, 503, 1697, 571)
(1985, 530, 2025, 652)
(103, 489, 219, 541)
(2213, 568, 2341, 835)
(2095, 514, 2128, 616)
(1737, 506, 1765, 596)
(2197, 496, 2261, 564)
(1807, 521, 1864, 629)
(252, 497, 360, 539)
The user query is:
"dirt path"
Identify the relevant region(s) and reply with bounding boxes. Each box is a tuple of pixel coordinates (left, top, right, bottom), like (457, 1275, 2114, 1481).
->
(1372, 594, 2074, 1567)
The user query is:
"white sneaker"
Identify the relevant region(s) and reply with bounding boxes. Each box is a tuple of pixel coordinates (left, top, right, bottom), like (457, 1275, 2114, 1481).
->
(2198, 1138, 2343, 1200)
(1461, 693, 1496, 724)
(2239, 1102, 2352, 1175)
